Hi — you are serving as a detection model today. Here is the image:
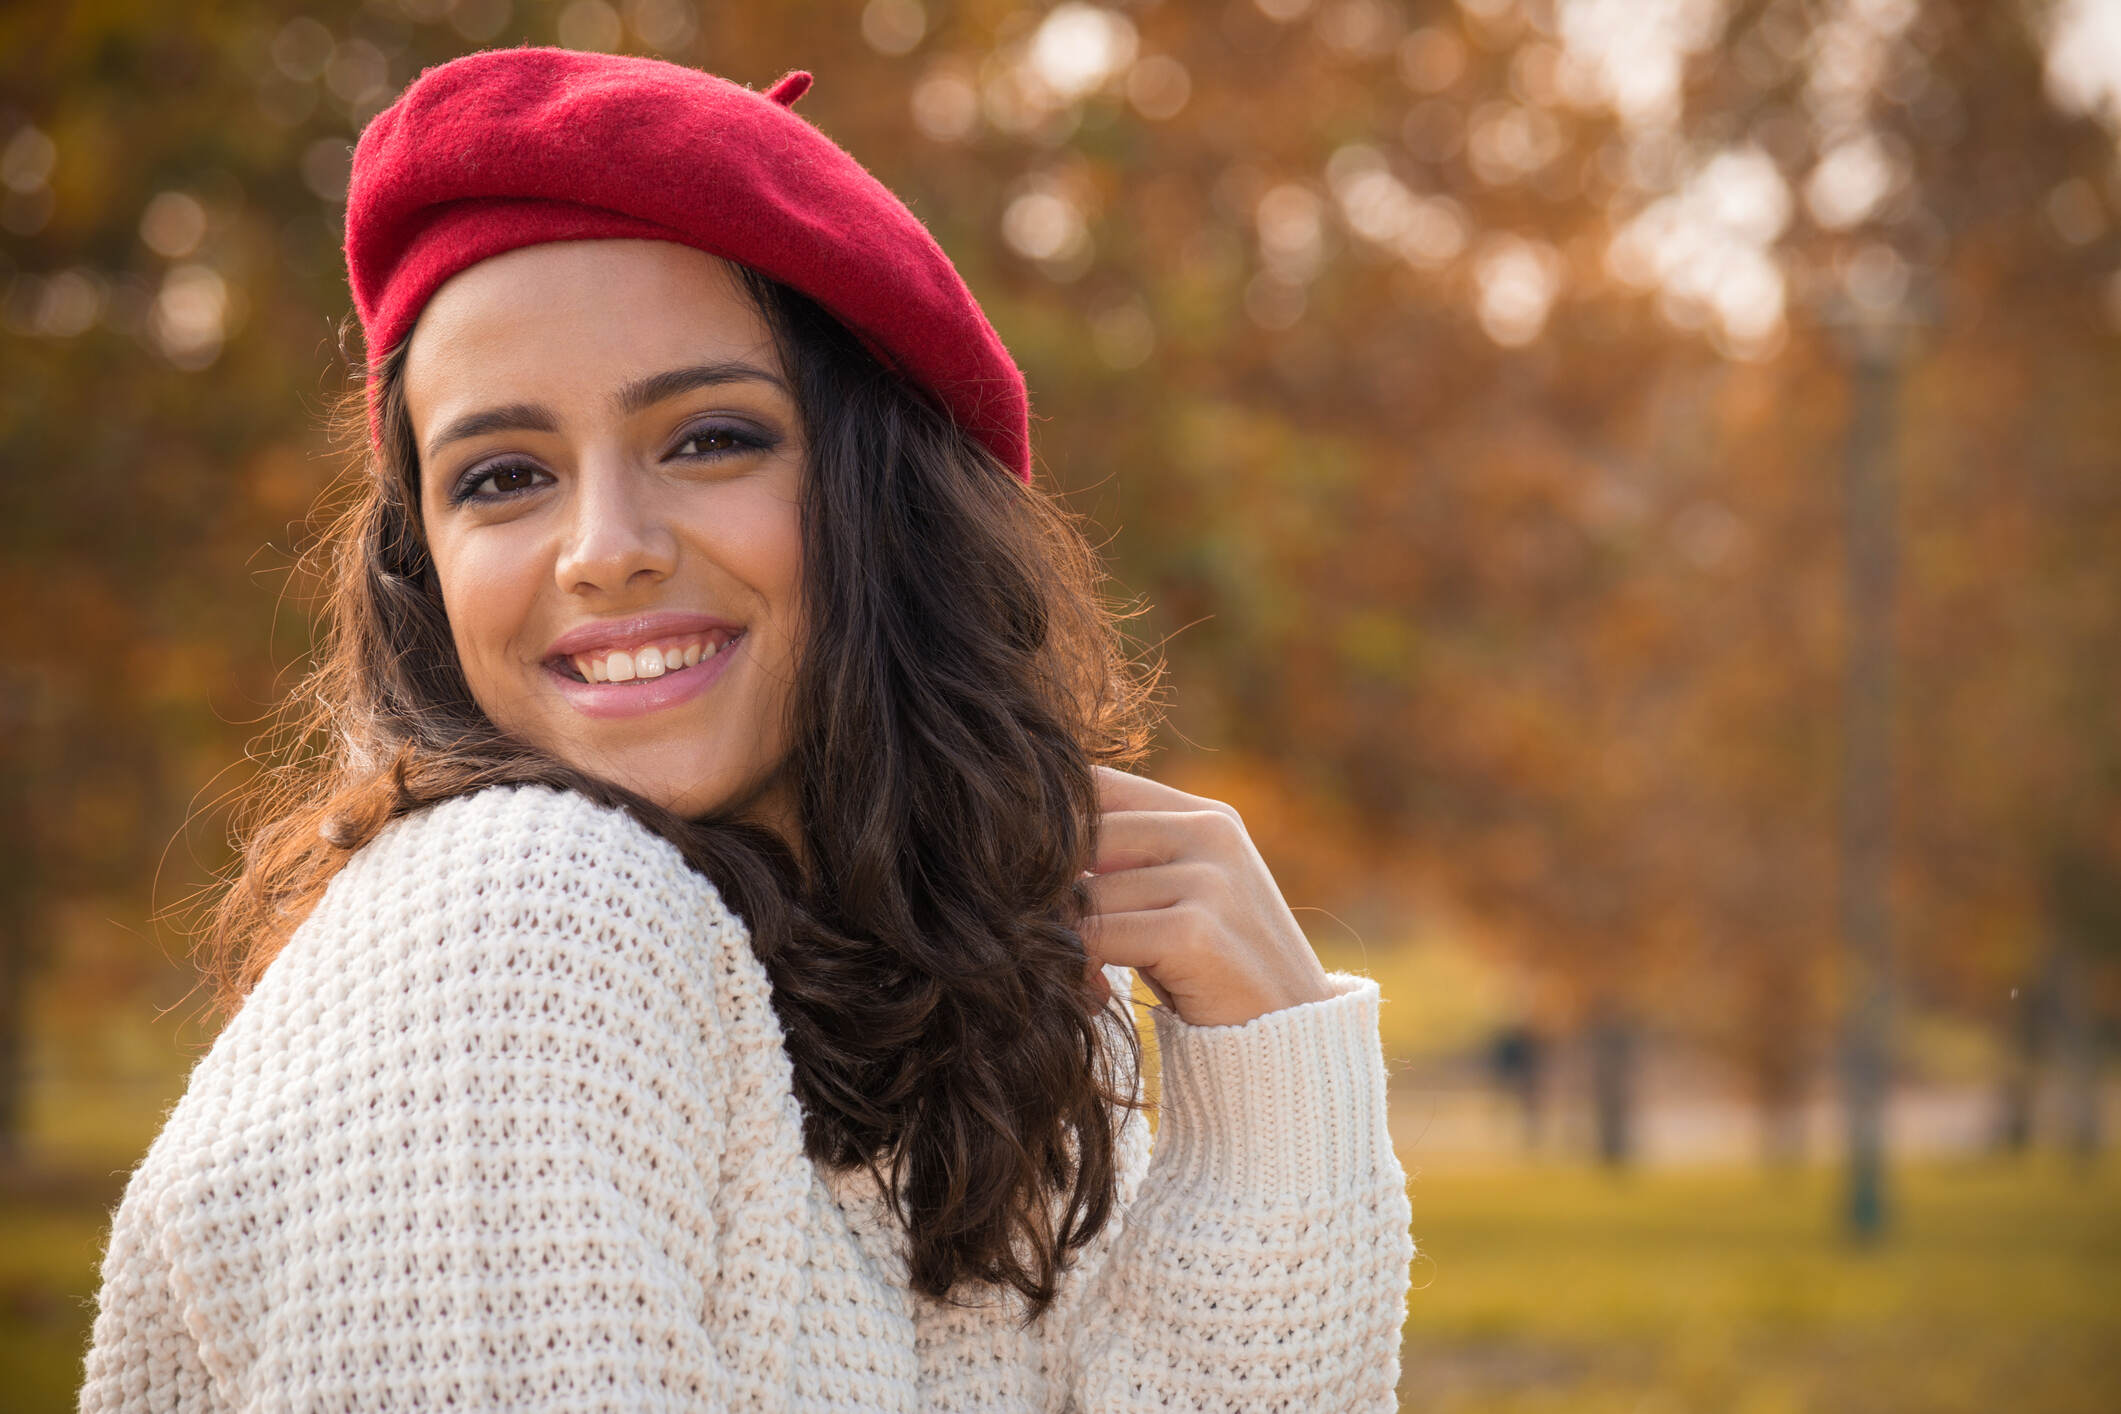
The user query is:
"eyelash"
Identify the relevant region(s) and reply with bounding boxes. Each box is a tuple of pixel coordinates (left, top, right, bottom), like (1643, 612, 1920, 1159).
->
(446, 422, 778, 506)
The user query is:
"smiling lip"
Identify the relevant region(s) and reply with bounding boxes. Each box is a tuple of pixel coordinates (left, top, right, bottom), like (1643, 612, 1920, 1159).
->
(548, 630, 743, 720)
(544, 610, 744, 662)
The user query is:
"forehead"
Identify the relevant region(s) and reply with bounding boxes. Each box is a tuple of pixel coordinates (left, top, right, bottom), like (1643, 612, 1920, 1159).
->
(401, 240, 783, 426)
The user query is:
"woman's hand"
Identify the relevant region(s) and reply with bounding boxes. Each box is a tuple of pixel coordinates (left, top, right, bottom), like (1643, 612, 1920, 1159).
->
(1078, 766, 1338, 1027)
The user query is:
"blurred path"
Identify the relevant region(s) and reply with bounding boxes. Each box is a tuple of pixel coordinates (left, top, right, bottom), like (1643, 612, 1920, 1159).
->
(1387, 1061, 2120, 1169)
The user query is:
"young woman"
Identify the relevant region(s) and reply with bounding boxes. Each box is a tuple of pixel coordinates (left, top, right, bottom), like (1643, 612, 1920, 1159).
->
(79, 47, 1414, 1412)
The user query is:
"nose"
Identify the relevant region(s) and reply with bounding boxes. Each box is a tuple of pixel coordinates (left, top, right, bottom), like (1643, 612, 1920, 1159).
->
(552, 454, 678, 598)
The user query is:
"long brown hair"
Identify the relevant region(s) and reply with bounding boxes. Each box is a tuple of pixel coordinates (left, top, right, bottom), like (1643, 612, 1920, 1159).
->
(192, 257, 1165, 1322)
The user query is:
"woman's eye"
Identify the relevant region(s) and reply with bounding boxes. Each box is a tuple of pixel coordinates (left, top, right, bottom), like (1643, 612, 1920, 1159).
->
(485, 465, 542, 494)
(675, 423, 771, 459)
(451, 461, 547, 505)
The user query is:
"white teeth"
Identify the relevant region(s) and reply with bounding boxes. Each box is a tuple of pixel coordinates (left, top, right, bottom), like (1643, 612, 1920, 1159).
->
(570, 632, 738, 684)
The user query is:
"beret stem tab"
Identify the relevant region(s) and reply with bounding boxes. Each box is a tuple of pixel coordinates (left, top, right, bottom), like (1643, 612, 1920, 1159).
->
(765, 70, 813, 107)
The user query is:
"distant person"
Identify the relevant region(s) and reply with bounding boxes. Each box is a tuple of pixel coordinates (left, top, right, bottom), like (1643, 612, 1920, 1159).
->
(1489, 1021, 1548, 1150)
(77, 48, 1413, 1411)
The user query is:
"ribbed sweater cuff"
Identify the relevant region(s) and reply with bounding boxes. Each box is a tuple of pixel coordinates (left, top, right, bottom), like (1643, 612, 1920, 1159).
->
(1152, 971, 1394, 1206)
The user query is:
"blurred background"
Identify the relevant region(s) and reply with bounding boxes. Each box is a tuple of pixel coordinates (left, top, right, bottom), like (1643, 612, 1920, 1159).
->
(3, 0, 2118, 1408)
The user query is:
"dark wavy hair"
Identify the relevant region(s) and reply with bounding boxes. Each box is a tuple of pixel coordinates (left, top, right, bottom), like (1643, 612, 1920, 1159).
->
(191, 257, 1165, 1323)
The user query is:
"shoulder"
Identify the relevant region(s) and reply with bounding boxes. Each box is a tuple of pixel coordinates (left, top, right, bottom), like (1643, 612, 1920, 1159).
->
(189, 783, 748, 1110)
(138, 781, 750, 1176)
(333, 781, 742, 935)
(109, 787, 761, 1377)
(287, 781, 747, 979)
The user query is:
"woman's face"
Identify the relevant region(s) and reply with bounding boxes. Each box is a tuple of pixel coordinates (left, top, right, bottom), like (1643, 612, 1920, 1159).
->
(403, 239, 806, 834)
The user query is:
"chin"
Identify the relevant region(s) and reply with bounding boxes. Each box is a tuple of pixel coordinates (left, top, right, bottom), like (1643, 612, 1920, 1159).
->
(577, 752, 729, 815)
(564, 739, 784, 825)
(496, 684, 790, 827)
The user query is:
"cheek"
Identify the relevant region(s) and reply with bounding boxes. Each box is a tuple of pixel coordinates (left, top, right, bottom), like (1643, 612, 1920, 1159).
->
(433, 533, 545, 684)
(692, 486, 804, 634)
(759, 524, 805, 631)
(747, 498, 805, 626)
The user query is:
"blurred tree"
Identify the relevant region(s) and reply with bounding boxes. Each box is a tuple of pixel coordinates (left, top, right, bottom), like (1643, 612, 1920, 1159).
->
(0, 0, 2114, 1197)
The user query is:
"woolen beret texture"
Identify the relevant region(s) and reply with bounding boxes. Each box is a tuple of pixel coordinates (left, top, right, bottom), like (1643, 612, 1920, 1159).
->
(343, 46, 1034, 482)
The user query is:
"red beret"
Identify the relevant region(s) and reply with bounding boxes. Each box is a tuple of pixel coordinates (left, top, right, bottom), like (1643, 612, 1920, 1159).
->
(343, 46, 1033, 482)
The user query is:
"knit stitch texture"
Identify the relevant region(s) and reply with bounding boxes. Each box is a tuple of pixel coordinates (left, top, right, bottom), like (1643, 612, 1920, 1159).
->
(78, 783, 1415, 1411)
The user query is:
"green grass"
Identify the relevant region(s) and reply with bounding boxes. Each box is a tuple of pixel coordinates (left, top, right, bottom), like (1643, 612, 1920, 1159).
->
(4, 1148, 2113, 1410)
(1, 1194, 116, 1411)
(1398, 1153, 2121, 1413)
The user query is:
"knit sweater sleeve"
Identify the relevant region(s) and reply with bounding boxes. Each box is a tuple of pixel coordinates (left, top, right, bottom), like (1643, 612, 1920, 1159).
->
(78, 784, 783, 1413)
(1048, 968, 1415, 1412)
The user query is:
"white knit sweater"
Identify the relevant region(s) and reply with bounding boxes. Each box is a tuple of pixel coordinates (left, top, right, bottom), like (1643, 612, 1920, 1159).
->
(79, 783, 1414, 1412)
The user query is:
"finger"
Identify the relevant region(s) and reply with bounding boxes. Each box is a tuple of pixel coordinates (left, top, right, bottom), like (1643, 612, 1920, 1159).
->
(1076, 906, 1175, 973)
(1089, 807, 1239, 875)
(1081, 859, 1217, 916)
(1093, 765, 1209, 814)
(1088, 809, 1180, 874)
(1076, 911, 1189, 1009)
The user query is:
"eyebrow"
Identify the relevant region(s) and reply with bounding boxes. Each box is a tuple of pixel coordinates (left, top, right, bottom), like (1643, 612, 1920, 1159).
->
(423, 361, 793, 461)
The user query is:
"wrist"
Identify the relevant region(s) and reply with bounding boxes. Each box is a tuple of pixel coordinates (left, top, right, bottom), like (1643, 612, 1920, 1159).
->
(1151, 972, 1396, 1205)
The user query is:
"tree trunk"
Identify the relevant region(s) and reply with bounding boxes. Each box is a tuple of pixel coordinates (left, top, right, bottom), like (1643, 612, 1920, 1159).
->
(1992, 973, 2040, 1154)
(0, 913, 22, 1164)
(2049, 936, 2104, 1164)
(1587, 1007, 1636, 1168)
(1837, 332, 1900, 1244)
